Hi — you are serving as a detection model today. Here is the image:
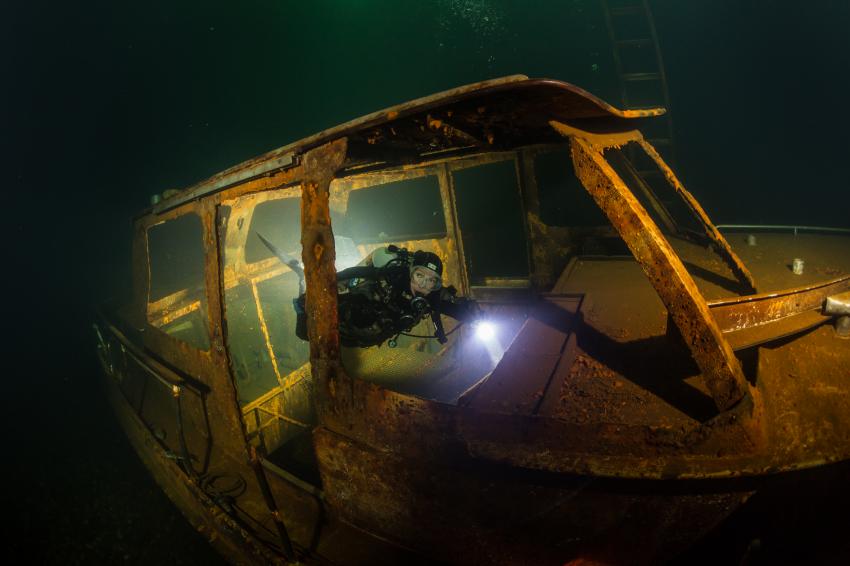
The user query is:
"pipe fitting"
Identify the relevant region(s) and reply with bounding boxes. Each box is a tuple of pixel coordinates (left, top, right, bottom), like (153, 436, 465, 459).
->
(836, 316, 850, 339)
(825, 292, 850, 339)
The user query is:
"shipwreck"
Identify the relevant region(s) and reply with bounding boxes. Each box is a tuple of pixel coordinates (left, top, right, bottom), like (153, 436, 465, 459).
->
(94, 75, 850, 565)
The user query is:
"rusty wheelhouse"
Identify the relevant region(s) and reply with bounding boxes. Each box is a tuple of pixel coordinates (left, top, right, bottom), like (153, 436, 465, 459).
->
(94, 76, 850, 565)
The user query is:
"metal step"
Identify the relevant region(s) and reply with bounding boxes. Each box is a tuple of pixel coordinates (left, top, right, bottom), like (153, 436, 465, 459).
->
(623, 72, 661, 81)
(616, 38, 653, 47)
(611, 6, 643, 17)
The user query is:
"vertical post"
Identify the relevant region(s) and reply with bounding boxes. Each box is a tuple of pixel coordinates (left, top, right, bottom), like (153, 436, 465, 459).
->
(438, 162, 472, 295)
(299, 139, 348, 399)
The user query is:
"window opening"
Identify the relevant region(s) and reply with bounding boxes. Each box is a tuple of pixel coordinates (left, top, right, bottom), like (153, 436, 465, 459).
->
(531, 146, 627, 268)
(146, 213, 210, 351)
(535, 146, 609, 228)
(346, 175, 446, 243)
(452, 159, 529, 283)
(602, 142, 743, 299)
(244, 198, 301, 264)
(604, 143, 703, 238)
(222, 194, 318, 487)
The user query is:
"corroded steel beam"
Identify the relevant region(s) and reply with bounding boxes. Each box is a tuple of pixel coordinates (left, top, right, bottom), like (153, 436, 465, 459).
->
(558, 125, 750, 412)
(638, 138, 758, 294)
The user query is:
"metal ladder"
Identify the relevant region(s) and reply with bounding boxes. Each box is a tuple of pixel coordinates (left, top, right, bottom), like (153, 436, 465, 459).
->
(601, 0, 676, 167)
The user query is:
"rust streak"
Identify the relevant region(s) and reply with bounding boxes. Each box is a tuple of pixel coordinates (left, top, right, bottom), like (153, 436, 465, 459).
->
(155, 300, 201, 327)
(250, 280, 284, 387)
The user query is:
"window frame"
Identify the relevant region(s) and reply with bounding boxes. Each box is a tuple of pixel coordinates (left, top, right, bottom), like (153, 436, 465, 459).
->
(446, 151, 533, 290)
(144, 211, 212, 352)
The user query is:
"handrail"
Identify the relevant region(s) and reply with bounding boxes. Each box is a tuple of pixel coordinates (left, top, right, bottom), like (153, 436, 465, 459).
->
(95, 314, 210, 397)
(95, 316, 213, 476)
(716, 224, 850, 235)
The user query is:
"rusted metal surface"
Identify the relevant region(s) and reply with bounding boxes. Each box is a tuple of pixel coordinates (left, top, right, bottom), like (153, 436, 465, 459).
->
(638, 138, 757, 293)
(307, 358, 772, 566)
(556, 125, 752, 414)
(755, 322, 850, 468)
(708, 275, 850, 350)
(312, 346, 820, 478)
(314, 424, 751, 565)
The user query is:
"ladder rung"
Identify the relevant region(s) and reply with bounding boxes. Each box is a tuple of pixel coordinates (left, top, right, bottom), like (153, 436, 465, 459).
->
(623, 72, 661, 81)
(611, 6, 643, 17)
(624, 106, 667, 112)
(616, 38, 653, 47)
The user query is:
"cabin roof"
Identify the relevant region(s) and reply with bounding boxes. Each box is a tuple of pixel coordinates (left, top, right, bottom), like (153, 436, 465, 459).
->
(150, 75, 664, 214)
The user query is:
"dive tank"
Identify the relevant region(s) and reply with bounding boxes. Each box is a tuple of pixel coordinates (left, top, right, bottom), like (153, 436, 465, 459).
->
(370, 246, 405, 268)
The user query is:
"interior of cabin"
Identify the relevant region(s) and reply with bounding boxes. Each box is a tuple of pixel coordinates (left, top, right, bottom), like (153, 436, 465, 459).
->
(142, 137, 789, 488)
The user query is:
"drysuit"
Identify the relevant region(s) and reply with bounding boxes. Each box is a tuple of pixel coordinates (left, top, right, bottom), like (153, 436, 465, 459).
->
(295, 262, 479, 348)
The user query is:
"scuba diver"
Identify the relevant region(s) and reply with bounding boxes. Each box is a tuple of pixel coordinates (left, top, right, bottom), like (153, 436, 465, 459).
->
(257, 234, 481, 348)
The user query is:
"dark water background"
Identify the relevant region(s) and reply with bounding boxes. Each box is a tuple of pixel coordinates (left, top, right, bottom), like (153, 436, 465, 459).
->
(5, 1, 850, 563)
